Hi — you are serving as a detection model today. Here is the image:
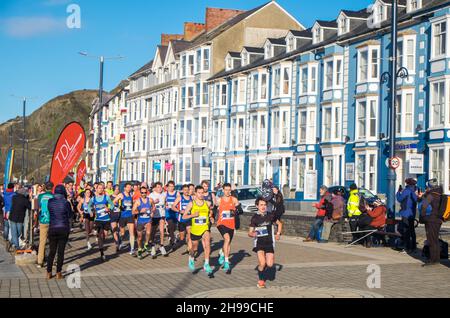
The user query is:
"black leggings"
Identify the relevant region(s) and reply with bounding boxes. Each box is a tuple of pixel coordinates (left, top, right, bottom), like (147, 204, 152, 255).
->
(167, 219, 177, 244)
(47, 230, 69, 273)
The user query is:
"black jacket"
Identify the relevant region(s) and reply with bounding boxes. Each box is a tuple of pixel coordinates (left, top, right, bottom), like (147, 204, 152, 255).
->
(48, 194, 73, 233)
(9, 193, 31, 223)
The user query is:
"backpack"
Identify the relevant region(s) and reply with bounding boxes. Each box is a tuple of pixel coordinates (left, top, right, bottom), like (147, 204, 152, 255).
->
(438, 194, 450, 222)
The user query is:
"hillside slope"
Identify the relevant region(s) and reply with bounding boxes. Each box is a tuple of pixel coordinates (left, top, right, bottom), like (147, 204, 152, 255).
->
(0, 89, 99, 183)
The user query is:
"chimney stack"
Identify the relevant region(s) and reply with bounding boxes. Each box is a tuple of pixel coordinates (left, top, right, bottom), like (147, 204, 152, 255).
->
(184, 22, 206, 41)
(161, 34, 184, 46)
(205, 8, 245, 32)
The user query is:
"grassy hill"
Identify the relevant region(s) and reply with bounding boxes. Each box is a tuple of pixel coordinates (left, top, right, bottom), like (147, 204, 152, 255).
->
(0, 89, 99, 184)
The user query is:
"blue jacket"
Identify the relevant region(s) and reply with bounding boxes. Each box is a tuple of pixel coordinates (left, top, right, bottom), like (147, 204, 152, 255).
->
(3, 190, 15, 213)
(396, 185, 417, 218)
(48, 194, 73, 233)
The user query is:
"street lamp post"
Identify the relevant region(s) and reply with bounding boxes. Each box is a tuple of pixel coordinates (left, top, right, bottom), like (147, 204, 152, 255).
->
(22, 98, 26, 183)
(79, 52, 123, 183)
(97, 56, 104, 184)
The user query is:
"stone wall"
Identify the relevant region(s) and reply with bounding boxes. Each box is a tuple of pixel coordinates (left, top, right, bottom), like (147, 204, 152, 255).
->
(236, 213, 350, 243)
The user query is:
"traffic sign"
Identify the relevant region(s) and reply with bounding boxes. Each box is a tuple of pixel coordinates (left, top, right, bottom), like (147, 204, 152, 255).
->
(389, 157, 401, 170)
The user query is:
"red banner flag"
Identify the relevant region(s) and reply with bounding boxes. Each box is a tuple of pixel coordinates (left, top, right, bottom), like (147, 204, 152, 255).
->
(50, 122, 86, 187)
(75, 160, 86, 187)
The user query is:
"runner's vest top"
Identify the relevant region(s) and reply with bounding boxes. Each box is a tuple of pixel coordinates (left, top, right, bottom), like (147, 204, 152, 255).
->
(137, 198, 151, 224)
(93, 195, 110, 222)
(111, 195, 121, 214)
(82, 199, 91, 215)
(178, 195, 192, 223)
(150, 192, 166, 218)
(190, 200, 210, 236)
(217, 196, 236, 230)
(121, 193, 133, 218)
(204, 192, 213, 203)
(166, 191, 177, 213)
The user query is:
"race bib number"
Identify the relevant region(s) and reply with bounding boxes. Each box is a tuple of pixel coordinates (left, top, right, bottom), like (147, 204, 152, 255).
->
(221, 210, 233, 220)
(167, 203, 173, 209)
(97, 208, 107, 218)
(255, 226, 269, 238)
(194, 217, 207, 225)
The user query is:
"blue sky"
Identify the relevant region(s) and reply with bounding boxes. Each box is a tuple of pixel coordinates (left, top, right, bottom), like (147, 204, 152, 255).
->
(0, 0, 374, 123)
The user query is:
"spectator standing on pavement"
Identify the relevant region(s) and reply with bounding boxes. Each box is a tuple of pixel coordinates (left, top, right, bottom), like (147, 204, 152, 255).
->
(3, 183, 15, 243)
(36, 182, 54, 268)
(271, 186, 285, 222)
(347, 184, 362, 243)
(396, 178, 418, 253)
(0, 186, 4, 237)
(419, 179, 443, 267)
(304, 186, 332, 242)
(47, 185, 73, 279)
(9, 187, 31, 251)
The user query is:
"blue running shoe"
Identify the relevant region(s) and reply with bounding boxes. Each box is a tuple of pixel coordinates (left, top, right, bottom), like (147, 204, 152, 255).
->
(218, 253, 225, 266)
(188, 258, 195, 271)
(223, 261, 230, 272)
(203, 263, 213, 275)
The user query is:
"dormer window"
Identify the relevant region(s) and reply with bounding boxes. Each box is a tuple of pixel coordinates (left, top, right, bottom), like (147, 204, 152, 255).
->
(242, 52, 249, 67)
(313, 28, 321, 44)
(265, 43, 273, 59)
(373, 2, 386, 24)
(407, 0, 421, 12)
(226, 57, 233, 71)
(338, 16, 349, 36)
(287, 36, 295, 52)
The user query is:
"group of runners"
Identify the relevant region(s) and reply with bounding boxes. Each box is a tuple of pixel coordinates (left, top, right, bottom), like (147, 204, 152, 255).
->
(73, 179, 283, 288)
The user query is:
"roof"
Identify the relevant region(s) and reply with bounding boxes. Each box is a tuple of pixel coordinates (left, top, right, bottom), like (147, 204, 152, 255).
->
(209, 0, 449, 82)
(129, 59, 153, 79)
(243, 46, 264, 54)
(289, 28, 312, 38)
(171, 40, 191, 54)
(185, 2, 271, 50)
(227, 52, 241, 58)
(90, 94, 113, 116)
(341, 9, 371, 19)
(267, 37, 286, 45)
(158, 45, 168, 62)
(379, 0, 407, 5)
(316, 20, 338, 28)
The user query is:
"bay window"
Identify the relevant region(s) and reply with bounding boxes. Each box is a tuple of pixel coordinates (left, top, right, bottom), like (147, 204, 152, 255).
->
(396, 90, 415, 135)
(431, 148, 444, 185)
(252, 74, 259, 102)
(298, 111, 307, 143)
(260, 115, 266, 147)
(283, 68, 290, 95)
(251, 115, 258, 148)
(431, 81, 445, 127)
(356, 98, 378, 140)
(432, 21, 447, 58)
(358, 47, 380, 82)
(261, 74, 267, 100)
(232, 80, 238, 104)
(203, 48, 210, 71)
(202, 83, 209, 105)
(238, 79, 246, 103)
(274, 68, 281, 97)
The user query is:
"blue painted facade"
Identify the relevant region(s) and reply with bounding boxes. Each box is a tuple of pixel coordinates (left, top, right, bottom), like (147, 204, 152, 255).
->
(209, 0, 450, 201)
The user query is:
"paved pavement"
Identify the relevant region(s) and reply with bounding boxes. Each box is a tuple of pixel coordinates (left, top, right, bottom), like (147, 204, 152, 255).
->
(1, 226, 450, 298)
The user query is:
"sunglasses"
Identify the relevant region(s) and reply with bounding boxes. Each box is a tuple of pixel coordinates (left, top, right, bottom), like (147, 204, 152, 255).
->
(141, 192, 147, 195)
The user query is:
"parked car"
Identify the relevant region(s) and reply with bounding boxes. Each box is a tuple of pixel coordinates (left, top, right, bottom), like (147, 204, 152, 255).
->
(327, 186, 384, 206)
(216, 186, 262, 213)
